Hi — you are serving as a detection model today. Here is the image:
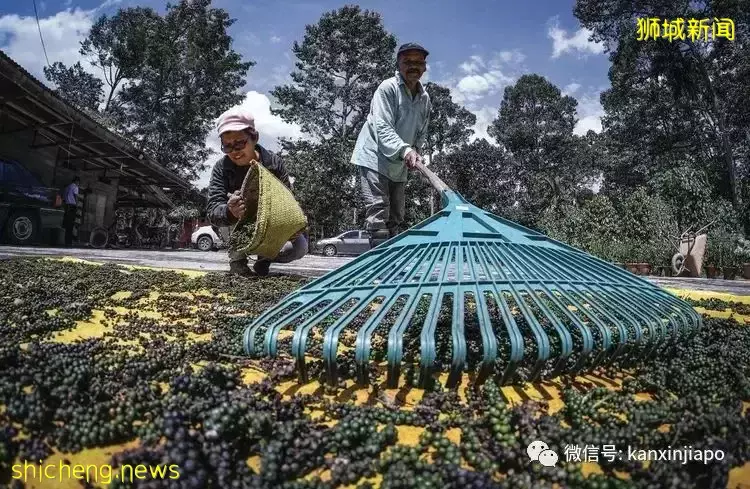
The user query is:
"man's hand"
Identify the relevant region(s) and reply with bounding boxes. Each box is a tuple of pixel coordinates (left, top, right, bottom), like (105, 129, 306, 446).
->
(227, 191, 246, 220)
(404, 148, 422, 169)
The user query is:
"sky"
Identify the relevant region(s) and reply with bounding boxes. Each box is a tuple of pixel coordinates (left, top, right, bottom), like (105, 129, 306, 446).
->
(0, 0, 611, 189)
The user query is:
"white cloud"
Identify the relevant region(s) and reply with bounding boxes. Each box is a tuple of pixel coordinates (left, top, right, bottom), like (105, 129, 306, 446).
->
(548, 19, 604, 58)
(459, 55, 485, 74)
(491, 50, 525, 66)
(563, 82, 581, 95)
(270, 35, 282, 44)
(447, 49, 524, 104)
(0, 8, 94, 81)
(573, 91, 605, 135)
(196, 91, 304, 189)
(468, 106, 498, 144)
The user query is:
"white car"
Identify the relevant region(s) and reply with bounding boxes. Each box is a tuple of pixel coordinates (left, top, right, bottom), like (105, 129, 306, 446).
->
(191, 225, 224, 251)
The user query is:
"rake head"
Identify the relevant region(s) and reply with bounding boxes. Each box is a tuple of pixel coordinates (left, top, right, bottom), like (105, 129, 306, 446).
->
(243, 174, 701, 389)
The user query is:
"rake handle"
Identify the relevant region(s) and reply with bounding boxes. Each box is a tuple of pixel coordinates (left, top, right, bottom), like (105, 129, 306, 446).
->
(413, 159, 450, 193)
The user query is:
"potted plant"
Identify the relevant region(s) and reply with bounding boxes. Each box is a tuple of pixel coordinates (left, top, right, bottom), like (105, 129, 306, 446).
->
(734, 237, 750, 279)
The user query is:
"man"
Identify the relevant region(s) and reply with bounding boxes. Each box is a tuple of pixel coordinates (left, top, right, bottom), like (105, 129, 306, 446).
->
(62, 176, 79, 247)
(351, 42, 431, 242)
(206, 107, 308, 277)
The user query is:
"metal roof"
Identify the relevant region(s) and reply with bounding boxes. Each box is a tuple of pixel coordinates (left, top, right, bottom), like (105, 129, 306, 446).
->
(0, 49, 192, 202)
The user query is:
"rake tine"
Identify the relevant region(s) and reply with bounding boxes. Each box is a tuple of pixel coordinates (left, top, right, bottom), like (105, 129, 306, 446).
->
(474, 286, 498, 385)
(604, 288, 661, 360)
(290, 292, 352, 383)
(538, 285, 594, 375)
(243, 296, 301, 356)
(323, 290, 383, 387)
(568, 285, 630, 363)
(555, 287, 612, 370)
(488, 244, 551, 381)
(262, 291, 332, 357)
(419, 289, 445, 388)
(446, 287, 466, 389)
(386, 291, 424, 388)
(349, 290, 400, 385)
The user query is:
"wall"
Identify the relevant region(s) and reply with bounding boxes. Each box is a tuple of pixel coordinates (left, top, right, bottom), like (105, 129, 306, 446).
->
(0, 129, 119, 243)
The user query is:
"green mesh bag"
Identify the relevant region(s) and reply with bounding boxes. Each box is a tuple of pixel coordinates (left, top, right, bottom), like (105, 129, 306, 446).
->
(229, 162, 307, 259)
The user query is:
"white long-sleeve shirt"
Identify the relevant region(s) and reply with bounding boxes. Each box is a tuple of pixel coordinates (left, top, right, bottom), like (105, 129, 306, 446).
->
(350, 71, 431, 182)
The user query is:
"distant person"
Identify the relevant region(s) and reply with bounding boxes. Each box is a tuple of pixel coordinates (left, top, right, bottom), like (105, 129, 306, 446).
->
(206, 107, 307, 277)
(351, 42, 431, 242)
(62, 176, 79, 247)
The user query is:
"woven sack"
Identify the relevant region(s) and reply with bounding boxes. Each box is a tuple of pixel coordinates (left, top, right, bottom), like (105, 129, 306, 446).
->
(230, 162, 307, 259)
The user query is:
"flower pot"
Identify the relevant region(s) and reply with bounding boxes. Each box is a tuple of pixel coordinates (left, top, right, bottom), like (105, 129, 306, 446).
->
(723, 267, 738, 280)
(663, 265, 673, 277)
(613, 262, 627, 270)
(626, 263, 639, 274)
(743, 263, 750, 279)
(706, 265, 718, 279)
(636, 263, 651, 275)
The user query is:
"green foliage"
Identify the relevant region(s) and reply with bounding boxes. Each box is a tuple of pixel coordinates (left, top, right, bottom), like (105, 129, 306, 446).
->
(707, 228, 745, 267)
(282, 139, 356, 233)
(488, 74, 599, 227)
(43, 62, 103, 112)
(423, 82, 476, 154)
(575, 0, 750, 214)
(270, 5, 396, 144)
(49, 0, 253, 184)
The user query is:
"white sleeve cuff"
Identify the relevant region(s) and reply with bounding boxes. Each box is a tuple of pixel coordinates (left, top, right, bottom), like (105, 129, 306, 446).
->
(402, 147, 414, 159)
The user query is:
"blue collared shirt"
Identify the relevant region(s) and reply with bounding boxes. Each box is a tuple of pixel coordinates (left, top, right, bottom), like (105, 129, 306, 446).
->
(351, 71, 431, 182)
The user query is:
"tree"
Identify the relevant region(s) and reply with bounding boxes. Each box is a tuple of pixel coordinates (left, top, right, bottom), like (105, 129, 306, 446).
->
(271, 5, 397, 232)
(80, 7, 159, 113)
(43, 62, 103, 112)
(112, 0, 253, 182)
(281, 139, 356, 236)
(575, 0, 750, 214)
(429, 139, 516, 216)
(271, 5, 397, 148)
(488, 74, 597, 226)
(46, 0, 253, 183)
(424, 82, 476, 155)
(414, 82, 476, 215)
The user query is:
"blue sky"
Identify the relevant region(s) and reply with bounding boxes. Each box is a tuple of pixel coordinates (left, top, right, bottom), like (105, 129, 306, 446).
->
(0, 0, 610, 188)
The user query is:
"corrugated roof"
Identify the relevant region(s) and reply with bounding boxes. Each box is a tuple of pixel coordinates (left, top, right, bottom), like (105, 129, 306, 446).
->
(0, 49, 191, 191)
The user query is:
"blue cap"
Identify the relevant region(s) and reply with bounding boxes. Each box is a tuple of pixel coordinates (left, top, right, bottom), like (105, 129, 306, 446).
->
(397, 42, 429, 58)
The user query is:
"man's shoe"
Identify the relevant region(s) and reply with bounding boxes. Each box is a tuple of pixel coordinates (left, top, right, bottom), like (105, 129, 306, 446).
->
(253, 260, 271, 277)
(229, 259, 253, 277)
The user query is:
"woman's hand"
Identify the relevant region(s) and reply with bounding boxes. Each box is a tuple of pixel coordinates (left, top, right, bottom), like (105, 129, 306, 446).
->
(227, 192, 246, 220)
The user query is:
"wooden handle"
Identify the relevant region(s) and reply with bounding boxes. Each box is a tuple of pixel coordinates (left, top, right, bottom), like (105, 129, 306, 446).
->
(413, 159, 450, 193)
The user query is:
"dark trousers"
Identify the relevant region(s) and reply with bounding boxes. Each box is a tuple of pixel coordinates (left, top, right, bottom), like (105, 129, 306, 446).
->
(63, 204, 76, 246)
(358, 166, 406, 237)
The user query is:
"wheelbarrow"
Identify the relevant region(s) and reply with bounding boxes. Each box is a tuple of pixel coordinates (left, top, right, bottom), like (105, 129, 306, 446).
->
(667, 220, 716, 277)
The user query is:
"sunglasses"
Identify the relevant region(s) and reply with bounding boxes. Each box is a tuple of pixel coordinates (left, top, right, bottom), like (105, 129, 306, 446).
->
(221, 138, 249, 153)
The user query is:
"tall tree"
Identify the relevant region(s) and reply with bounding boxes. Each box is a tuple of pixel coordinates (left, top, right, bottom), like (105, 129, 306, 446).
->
(79, 7, 159, 113)
(271, 5, 397, 233)
(113, 0, 253, 181)
(271, 5, 397, 149)
(410, 82, 476, 217)
(488, 74, 596, 226)
(423, 82, 476, 155)
(45, 0, 253, 183)
(43, 62, 103, 112)
(575, 0, 750, 213)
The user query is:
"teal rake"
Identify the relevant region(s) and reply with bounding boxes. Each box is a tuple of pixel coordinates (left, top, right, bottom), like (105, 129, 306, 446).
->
(243, 162, 701, 388)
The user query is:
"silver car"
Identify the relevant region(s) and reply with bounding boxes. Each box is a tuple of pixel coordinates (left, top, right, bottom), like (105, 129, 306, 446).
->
(314, 230, 372, 257)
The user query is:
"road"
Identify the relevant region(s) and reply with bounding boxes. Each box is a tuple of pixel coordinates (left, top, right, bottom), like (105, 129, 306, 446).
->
(1, 245, 749, 295)
(0, 245, 354, 278)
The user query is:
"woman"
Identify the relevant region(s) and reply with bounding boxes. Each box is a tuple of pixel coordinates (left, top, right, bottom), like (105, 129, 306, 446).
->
(206, 107, 308, 276)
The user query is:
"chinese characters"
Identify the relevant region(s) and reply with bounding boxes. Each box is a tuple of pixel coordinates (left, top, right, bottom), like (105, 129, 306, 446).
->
(636, 17, 734, 42)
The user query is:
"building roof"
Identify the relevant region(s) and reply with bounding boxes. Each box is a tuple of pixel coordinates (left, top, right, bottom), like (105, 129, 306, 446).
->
(0, 49, 193, 207)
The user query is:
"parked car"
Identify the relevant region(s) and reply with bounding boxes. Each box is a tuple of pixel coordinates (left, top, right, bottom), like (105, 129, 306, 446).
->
(314, 230, 371, 257)
(0, 158, 64, 245)
(191, 225, 225, 251)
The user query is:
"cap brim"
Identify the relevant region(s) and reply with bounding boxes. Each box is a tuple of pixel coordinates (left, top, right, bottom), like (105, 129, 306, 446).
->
(218, 122, 253, 135)
(399, 48, 429, 57)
